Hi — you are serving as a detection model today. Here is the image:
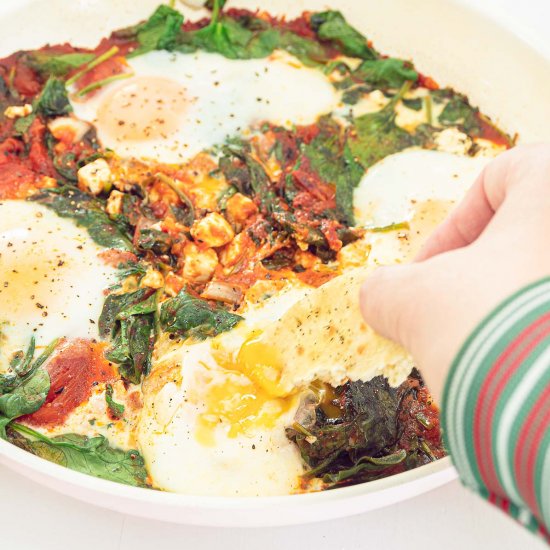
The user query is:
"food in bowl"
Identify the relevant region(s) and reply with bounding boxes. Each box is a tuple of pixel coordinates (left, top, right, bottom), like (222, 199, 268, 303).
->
(0, 1, 511, 495)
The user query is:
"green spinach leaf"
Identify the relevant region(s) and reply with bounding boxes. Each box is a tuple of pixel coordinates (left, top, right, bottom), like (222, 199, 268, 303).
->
(136, 228, 172, 255)
(353, 58, 418, 89)
(27, 52, 95, 77)
(0, 369, 49, 424)
(105, 384, 125, 419)
(302, 121, 363, 225)
(128, 4, 184, 57)
(0, 337, 58, 438)
(14, 77, 72, 134)
(321, 449, 407, 483)
(99, 288, 157, 384)
(438, 94, 481, 134)
(31, 186, 134, 251)
(348, 82, 418, 170)
(221, 142, 278, 214)
(8, 425, 148, 488)
(310, 11, 376, 59)
(160, 289, 242, 340)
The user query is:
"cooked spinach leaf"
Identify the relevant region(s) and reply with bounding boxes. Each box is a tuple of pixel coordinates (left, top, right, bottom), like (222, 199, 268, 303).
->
(287, 371, 444, 486)
(128, 3, 328, 66)
(7, 424, 148, 487)
(105, 384, 125, 419)
(128, 4, 184, 57)
(353, 58, 418, 89)
(402, 97, 423, 111)
(288, 377, 400, 473)
(320, 449, 407, 483)
(310, 11, 376, 60)
(99, 288, 157, 384)
(136, 228, 172, 255)
(348, 81, 418, 169)
(438, 94, 481, 134)
(27, 51, 95, 77)
(31, 186, 134, 251)
(160, 289, 242, 340)
(0, 369, 49, 427)
(221, 142, 277, 214)
(185, 15, 275, 59)
(14, 77, 72, 134)
(275, 31, 329, 67)
(0, 337, 58, 438)
(301, 119, 363, 225)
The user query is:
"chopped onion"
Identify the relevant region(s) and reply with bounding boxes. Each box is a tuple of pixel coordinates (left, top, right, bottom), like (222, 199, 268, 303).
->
(48, 117, 91, 142)
(201, 281, 243, 305)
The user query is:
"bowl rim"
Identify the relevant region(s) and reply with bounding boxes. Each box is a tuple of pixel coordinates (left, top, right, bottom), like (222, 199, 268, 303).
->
(0, 436, 455, 508)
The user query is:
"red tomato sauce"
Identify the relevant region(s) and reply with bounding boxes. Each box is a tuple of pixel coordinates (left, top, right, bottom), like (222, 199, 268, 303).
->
(23, 339, 116, 428)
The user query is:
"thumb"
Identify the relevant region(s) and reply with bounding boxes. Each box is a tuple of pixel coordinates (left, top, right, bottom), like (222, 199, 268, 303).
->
(360, 262, 435, 351)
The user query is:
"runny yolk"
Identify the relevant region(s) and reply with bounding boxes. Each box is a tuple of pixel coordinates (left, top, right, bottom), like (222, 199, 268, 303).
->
(194, 333, 294, 446)
(97, 76, 188, 142)
(196, 375, 292, 447)
(234, 331, 289, 398)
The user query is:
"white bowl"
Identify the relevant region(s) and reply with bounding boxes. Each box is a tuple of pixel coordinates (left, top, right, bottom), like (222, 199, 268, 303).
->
(1, 0, 549, 528)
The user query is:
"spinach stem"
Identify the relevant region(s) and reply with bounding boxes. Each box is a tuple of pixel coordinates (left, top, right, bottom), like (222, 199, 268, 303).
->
(368, 221, 410, 233)
(388, 79, 413, 108)
(67, 45, 120, 86)
(424, 94, 433, 125)
(155, 173, 196, 223)
(76, 72, 133, 97)
(10, 422, 54, 444)
(210, 0, 222, 25)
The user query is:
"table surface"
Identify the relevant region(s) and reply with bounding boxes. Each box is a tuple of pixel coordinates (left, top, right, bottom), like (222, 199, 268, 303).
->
(2, 1, 550, 549)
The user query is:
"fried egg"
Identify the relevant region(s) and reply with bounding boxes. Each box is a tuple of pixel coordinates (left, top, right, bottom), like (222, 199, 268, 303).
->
(0, 200, 116, 368)
(138, 280, 312, 496)
(71, 50, 339, 164)
(353, 149, 492, 228)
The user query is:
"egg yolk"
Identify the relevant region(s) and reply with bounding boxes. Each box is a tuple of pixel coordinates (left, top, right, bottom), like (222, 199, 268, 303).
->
(193, 334, 295, 446)
(97, 76, 188, 142)
(234, 332, 290, 398)
(196, 375, 292, 447)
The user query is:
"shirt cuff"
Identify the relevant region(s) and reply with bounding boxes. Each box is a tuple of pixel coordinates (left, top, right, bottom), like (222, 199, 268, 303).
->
(441, 277, 550, 541)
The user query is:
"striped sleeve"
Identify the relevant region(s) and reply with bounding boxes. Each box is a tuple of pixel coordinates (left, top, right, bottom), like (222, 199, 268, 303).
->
(441, 277, 550, 541)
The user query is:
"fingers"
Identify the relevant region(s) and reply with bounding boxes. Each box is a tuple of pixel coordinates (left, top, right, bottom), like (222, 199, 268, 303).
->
(360, 262, 430, 348)
(415, 144, 550, 262)
(415, 173, 495, 261)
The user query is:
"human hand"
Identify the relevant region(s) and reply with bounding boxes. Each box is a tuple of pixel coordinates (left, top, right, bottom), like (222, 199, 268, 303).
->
(360, 144, 550, 401)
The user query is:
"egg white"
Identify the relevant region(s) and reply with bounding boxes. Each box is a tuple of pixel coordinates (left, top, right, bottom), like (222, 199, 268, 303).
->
(0, 200, 116, 368)
(71, 50, 339, 164)
(353, 149, 493, 228)
(139, 280, 314, 496)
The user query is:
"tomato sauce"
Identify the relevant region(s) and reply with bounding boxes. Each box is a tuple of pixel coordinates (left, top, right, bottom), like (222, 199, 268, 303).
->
(23, 339, 116, 428)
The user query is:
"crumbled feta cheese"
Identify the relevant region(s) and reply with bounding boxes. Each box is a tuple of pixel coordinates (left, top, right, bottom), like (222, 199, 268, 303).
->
(78, 158, 112, 196)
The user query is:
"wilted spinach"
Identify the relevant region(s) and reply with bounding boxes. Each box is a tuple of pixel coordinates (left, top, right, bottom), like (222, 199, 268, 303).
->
(438, 93, 481, 134)
(0, 337, 58, 438)
(14, 77, 72, 134)
(126, 4, 184, 57)
(310, 11, 377, 59)
(31, 186, 134, 251)
(353, 58, 418, 89)
(301, 118, 364, 225)
(105, 384, 125, 419)
(99, 288, 158, 384)
(27, 51, 95, 77)
(160, 289, 242, 340)
(7, 425, 148, 487)
(348, 81, 419, 169)
(287, 373, 444, 486)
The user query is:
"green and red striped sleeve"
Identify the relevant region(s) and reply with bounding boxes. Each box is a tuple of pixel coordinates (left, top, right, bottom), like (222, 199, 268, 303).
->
(442, 277, 550, 541)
